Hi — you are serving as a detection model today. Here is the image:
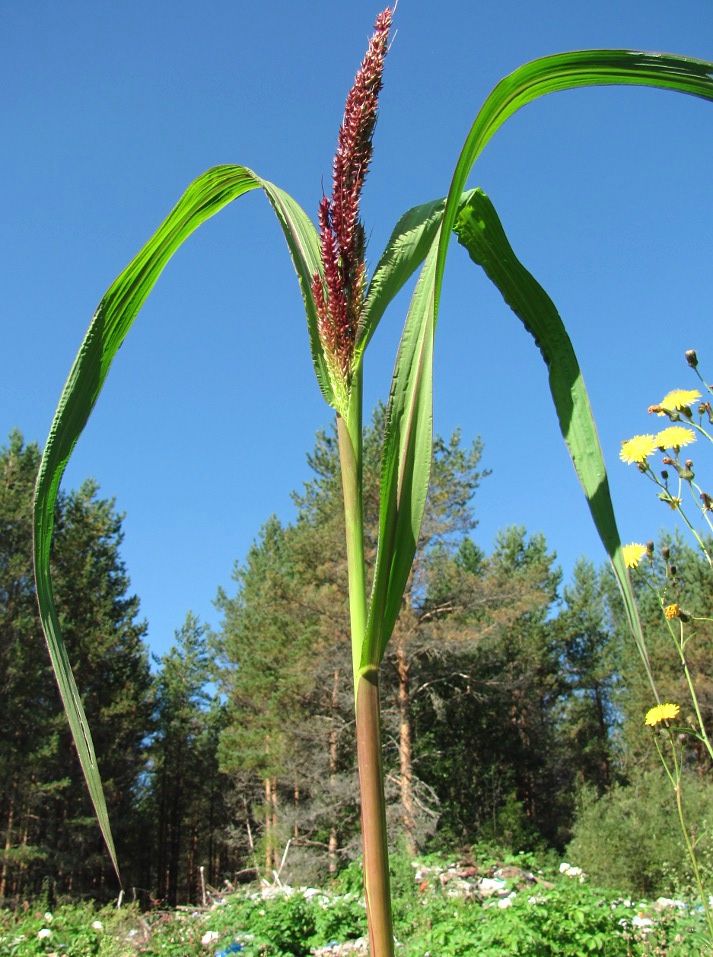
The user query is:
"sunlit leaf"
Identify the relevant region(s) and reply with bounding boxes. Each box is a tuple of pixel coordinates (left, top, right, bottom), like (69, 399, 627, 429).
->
(454, 188, 652, 678)
(364, 238, 438, 667)
(33, 165, 321, 874)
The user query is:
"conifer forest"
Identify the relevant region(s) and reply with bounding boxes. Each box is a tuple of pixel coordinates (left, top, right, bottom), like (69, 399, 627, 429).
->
(3, 418, 711, 907)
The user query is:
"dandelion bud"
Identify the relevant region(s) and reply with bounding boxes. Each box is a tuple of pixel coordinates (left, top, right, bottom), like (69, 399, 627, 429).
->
(685, 349, 699, 368)
(701, 491, 713, 511)
(662, 546, 670, 561)
(677, 463, 694, 482)
(661, 470, 669, 480)
(646, 541, 655, 556)
(668, 564, 677, 577)
(662, 457, 674, 466)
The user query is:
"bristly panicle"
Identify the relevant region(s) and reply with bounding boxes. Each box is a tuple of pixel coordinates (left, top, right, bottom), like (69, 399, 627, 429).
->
(312, 7, 393, 397)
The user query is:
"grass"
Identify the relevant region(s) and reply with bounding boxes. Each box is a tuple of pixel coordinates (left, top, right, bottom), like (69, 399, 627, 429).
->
(2, 851, 710, 956)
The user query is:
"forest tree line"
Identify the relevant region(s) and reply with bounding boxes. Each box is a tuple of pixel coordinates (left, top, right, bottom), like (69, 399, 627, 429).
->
(1, 413, 712, 906)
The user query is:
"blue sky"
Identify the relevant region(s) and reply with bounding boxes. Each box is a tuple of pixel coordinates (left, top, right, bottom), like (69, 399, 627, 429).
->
(3, 1, 713, 659)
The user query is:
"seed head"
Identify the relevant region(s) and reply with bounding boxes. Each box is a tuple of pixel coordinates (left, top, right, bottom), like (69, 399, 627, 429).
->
(312, 8, 393, 400)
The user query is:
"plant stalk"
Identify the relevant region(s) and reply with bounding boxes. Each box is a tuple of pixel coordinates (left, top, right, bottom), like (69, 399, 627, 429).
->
(672, 755, 713, 942)
(356, 666, 394, 957)
(336, 371, 395, 957)
(336, 389, 367, 686)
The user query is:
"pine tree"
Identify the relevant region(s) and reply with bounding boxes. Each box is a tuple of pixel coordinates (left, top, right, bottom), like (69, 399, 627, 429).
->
(216, 409, 550, 871)
(555, 558, 617, 794)
(413, 526, 566, 847)
(147, 613, 230, 905)
(0, 430, 152, 898)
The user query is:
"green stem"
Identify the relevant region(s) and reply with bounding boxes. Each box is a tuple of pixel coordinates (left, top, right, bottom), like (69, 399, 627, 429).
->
(679, 651, 713, 764)
(336, 370, 395, 957)
(336, 377, 367, 687)
(662, 615, 713, 764)
(673, 763, 713, 943)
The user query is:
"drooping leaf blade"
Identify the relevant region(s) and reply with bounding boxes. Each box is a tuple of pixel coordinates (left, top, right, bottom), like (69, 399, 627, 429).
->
(261, 182, 330, 403)
(436, 50, 713, 312)
(33, 165, 322, 876)
(454, 188, 652, 680)
(428, 51, 713, 684)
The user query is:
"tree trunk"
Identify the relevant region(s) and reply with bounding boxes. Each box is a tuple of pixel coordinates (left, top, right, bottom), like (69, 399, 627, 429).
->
(0, 790, 15, 899)
(271, 777, 279, 871)
(396, 641, 416, 856)
(264, 776, 272, 875)
(329, 668, 340, 875)
(293, 783, 299, 840)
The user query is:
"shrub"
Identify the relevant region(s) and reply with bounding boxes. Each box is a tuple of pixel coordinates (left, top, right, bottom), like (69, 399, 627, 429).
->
(567, 769, 713, 897)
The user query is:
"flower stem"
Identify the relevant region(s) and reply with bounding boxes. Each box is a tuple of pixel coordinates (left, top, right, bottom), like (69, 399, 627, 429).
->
(336, 370, 395, 957)
(673, 770, 713, 942)
(336, 374, 367, 687)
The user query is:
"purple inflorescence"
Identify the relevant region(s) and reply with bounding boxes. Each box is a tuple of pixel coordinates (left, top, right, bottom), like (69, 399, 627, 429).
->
(312, 8, 393, 387)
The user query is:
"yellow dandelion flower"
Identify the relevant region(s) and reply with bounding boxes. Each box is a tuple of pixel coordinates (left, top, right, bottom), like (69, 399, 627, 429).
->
(623, 543, 648, 568)
(645, 703, 680, 727)
(664, 603, 679, 619)
(654, 426, 696, 450)
(656, 388, 701, 414)
(620, 435, 657, 465)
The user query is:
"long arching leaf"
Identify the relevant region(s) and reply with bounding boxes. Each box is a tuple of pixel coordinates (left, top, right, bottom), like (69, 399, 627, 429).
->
(437, 51, 713, 311)
(358, 198, 444, 356)
(429, 51, 713, 681)
(454, 189, 652, 679)
(33, 165, 321, 876)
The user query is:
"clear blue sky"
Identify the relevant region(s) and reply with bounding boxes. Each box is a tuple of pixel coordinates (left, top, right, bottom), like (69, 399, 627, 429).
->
(3, 1, 713, 659)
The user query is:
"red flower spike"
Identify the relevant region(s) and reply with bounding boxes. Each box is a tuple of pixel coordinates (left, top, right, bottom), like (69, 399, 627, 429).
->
(313, 8, 393, 392)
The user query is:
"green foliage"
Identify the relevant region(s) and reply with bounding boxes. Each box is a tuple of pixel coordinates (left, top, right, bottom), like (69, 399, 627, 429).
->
(555, 559, 617, 796)
(0, 431, 152, 899)
(3, 851, 712, 956)
(567, 769, 713, 897)
(0, 901, 140, 957)
(415, 526, 567, 848)
(145, 613, 230, 905)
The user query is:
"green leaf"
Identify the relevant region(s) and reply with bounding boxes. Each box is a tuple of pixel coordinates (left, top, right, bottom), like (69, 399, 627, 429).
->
(453, 188, 651, 680)
(33, 164, 321, 877)
(357, 198, 448, 358)
(364, 236, 439, 667)
(359, 192, 478, 667)
(357, 191, 477, 364)
(261, 182, 330, 403)
(437, 50, 713, 310)
(428, 50, 713, 686)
